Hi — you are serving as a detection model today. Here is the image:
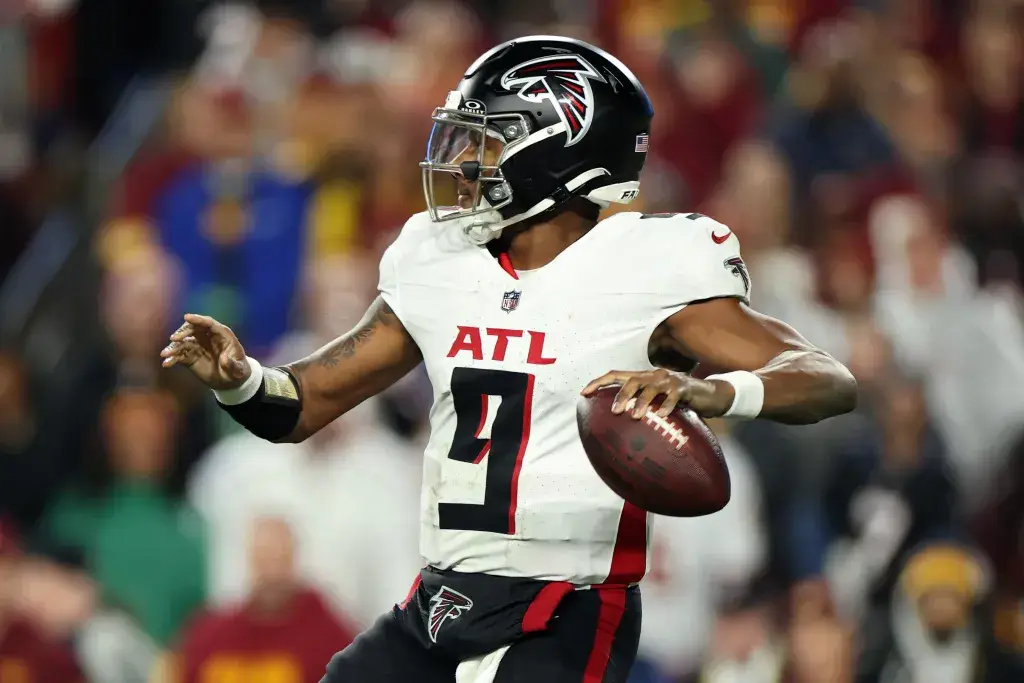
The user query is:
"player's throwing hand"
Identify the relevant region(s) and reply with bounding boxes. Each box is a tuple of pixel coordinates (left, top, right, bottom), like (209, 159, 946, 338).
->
(581, 369, 736, 420)
(160, 314, 251, 390)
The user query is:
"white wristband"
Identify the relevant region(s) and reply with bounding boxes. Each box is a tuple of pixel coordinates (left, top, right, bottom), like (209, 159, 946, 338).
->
(706, 370, 764, 419)
(213, 357, 264, 405)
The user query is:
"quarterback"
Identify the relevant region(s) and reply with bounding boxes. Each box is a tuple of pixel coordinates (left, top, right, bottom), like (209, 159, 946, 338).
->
(162, 36, 856, 683)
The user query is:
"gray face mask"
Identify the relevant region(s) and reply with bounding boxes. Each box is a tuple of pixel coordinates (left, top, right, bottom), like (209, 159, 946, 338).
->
(420, 101, 523, 243)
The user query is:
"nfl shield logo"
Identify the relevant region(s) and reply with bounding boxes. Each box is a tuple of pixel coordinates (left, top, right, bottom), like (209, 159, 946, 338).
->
(501, 290, 521, 313)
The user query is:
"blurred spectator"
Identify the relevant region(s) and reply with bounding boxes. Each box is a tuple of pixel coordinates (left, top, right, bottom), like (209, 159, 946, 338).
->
(42, 245, 215, 501)
(947, 4, 1024, 288)
(152, 156, 312, 359)
(700, 601, 787, 683)
(704, 581, 855, 683)
(872, 195, 1024, 508)
(386, 0, 483, 122)
(823, 371, 958, 623)
(189, 397, 422, 629)
(784, 580, 854, 683)
(655, 25, 763, 208)
(956, 9, 1023, 156)
(176, 516, 356, 683)
(639, 433, 767, 679)
(40, 388, 207, 646)
(768, 15, 897, 244)
(948, 154, 1024, 289)
(878, 52, 955, 200)
(857, 543, 1024, 683)
(15, 549, 158, 683)
(0, 518, 85, 683)
(98, 247, 182, 386)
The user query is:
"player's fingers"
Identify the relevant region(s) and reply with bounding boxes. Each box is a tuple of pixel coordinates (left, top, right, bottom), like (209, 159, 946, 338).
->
(656, 392, 680, 417)
(169, 323, 194, 342)
(182, 313, 223, 332)
(161, 340, 200, 367)
(656, 377, 691, 417)
(631, 383, 663, 419)
(160, 340, 182, 358)
(612, 376, 644, 413)
(581, 371, 628, 395)
(161, 341, 187, 367)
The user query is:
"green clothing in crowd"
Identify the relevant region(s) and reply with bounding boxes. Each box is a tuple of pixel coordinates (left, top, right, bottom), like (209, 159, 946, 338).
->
(42, 480, 207, 645)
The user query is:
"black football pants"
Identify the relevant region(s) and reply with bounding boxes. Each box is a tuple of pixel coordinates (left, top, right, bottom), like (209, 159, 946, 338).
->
(321, 567, 641, 683)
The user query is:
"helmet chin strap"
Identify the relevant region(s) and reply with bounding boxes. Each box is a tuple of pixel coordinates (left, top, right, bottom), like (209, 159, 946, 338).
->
(445, 195, 505, 245)
(458, 212, 505, 245)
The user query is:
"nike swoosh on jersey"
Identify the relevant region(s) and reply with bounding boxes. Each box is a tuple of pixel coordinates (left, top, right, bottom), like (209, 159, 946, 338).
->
(711, 230, 732, 244)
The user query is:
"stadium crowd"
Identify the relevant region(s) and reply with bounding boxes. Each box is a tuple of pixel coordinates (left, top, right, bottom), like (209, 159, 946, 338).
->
(1, 0, 1024, 681)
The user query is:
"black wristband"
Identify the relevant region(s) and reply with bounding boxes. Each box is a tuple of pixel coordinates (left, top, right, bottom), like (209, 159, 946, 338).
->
(218, 366, 302, 441)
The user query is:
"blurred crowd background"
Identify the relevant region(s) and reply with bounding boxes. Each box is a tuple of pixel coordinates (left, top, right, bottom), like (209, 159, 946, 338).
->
(2, 0, 1024, 682)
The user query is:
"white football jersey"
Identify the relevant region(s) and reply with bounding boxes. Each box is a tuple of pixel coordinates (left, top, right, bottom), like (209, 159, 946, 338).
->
(378, 210, 751, 586)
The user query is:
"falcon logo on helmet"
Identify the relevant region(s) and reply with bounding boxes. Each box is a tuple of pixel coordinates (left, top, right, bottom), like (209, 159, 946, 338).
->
(500, 54, 606, 147)
(426, 586, 474, 643)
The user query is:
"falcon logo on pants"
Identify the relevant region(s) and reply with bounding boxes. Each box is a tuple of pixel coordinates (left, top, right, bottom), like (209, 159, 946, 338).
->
(427, 586, 474, 643)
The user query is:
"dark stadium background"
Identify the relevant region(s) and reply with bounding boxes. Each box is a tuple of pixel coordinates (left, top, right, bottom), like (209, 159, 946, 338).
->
(1, 0, 1023, 682)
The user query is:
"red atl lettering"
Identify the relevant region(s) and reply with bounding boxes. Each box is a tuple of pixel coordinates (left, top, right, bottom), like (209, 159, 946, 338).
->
(485, 328, 523, 361)
(447, 326, 557, 365)
(526, 331, 556, 365)
(447, 326, 483, 360)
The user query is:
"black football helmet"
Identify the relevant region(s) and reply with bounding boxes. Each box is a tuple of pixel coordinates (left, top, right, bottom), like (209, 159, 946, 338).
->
(420, 35, 654, 243)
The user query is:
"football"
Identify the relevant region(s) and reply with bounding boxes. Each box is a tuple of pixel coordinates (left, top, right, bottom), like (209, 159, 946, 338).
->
(576, 386, 731, 517)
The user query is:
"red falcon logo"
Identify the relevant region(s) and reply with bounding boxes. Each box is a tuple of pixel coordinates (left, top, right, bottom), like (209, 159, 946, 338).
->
(427, 586, 474, 643)
(500, 54, 606, 147)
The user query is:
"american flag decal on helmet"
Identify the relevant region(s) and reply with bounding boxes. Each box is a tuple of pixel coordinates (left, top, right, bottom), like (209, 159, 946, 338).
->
(635, 134, 649, 152)
(427, 586, 474, 643)
(500, 54, 607, 147)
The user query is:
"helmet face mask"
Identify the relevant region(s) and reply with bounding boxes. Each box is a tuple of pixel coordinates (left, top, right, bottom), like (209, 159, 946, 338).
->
(420, 103, 531, 229)
(419, 36, 654, 242)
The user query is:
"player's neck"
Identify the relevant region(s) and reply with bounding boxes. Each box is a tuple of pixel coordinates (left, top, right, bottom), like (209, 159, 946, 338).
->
(502, 201, 599, 270)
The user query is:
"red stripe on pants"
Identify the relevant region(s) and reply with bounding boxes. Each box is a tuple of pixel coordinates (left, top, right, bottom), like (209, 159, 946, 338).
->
(582, 587, 626, 683)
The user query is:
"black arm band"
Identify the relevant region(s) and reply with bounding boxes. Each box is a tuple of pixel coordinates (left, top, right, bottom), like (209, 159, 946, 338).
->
(217, 366, 302, 442)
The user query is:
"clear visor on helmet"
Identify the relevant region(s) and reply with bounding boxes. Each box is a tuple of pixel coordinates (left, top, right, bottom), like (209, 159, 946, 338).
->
(420, 108, 528, 222)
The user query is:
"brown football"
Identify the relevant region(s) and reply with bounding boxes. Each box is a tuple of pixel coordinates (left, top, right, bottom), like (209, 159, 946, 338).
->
(577, 386, 731, 517)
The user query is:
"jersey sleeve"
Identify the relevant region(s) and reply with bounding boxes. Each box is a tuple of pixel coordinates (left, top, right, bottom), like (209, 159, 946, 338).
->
(645, 212, 752, 309)
(377, 237, 402, 318)
(377, 213, 427, 320)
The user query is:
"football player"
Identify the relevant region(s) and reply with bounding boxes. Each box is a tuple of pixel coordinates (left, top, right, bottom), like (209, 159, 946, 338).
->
(162, 36, 857, 683)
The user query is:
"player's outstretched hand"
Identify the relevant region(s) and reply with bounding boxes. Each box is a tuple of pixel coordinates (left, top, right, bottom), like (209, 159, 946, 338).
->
(160, 314, 251, 390)
(581, 369, 735, 420)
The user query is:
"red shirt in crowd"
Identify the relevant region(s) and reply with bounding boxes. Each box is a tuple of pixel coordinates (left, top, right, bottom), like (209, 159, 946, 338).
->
(0, 617, 84, 683)
(177, 588, 357, 683)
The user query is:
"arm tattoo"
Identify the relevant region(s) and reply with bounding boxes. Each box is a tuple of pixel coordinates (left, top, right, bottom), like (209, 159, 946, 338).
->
(315, 300, 405, 368)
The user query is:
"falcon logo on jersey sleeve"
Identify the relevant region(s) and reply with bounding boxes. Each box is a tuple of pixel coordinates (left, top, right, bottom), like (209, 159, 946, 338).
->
(724, 256, 751, 297)
(427, 586, 474, 642)
(501, 55, 606, 147)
